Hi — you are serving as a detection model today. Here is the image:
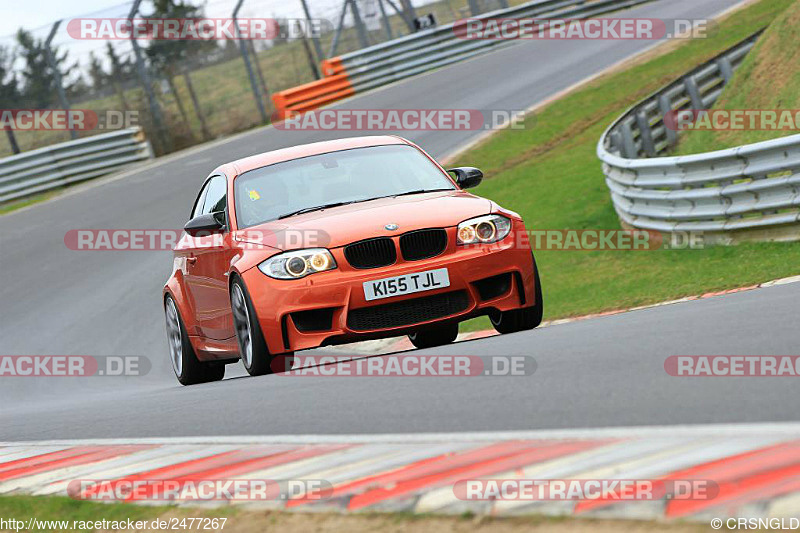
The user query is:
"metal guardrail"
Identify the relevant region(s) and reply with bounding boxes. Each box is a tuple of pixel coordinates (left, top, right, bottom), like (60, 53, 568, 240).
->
(0, 128, 153, 204)
(273, 0, 657, 116)
(329, 0, 655, 93)
(597, 32, 800, 236)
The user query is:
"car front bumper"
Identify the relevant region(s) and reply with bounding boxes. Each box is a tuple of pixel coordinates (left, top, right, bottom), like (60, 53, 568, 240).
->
(241, 225, 537, 353)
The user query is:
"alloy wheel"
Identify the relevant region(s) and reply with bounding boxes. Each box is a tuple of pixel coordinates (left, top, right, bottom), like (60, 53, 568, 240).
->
(165, 298, 183, 376)
(231, 284, 253, 368)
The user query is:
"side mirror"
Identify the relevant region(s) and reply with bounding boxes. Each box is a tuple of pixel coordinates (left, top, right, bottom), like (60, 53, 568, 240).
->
(448, 167, 483, 189)
(184, 212, 226, 237)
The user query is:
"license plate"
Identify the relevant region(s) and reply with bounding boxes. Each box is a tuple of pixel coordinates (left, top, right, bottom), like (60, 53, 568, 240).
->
(363, 268, 450, 301)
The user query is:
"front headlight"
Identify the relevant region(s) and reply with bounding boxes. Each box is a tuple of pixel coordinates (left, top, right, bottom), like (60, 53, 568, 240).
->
(258, 248, 337, 279)
(457, 214, 512, 245)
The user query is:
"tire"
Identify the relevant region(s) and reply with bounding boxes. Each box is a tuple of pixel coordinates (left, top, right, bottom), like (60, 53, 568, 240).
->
(408, 322, 459, 349)
(490, 255, 543, 334)
(230, 277, 294, 376)
(165, 295, 225, 386)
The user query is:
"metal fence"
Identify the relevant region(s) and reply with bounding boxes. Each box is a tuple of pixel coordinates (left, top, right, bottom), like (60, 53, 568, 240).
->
(0, 128, 153, 204)
(597, 32, 800, 238)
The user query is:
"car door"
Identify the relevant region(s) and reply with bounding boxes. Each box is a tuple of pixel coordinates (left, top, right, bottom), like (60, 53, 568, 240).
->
(183, 175, 237, 340)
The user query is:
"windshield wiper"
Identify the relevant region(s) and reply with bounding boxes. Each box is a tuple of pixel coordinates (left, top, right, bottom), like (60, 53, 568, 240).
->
(391, 188, 454, 198)
(348, 188, 453, 202)
(276, 189, 453, 219)
(277, 201, 355, 219)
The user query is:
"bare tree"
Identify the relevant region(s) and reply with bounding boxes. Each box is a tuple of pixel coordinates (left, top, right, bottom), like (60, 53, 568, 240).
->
(0, 45, 22, 154)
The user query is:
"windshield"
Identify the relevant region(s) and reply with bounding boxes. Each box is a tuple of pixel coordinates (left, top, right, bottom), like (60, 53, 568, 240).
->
(234, 144, 455, 228)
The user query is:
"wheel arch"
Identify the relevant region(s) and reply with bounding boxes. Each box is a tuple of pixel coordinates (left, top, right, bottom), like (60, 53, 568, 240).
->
(163, 271, 199, 338)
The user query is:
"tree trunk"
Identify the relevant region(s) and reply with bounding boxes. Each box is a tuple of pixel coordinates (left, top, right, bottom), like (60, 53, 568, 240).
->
(5, 129, 20, 155)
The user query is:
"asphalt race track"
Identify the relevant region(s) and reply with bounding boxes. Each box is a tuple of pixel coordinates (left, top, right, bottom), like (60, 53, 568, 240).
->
(3, 0, 792, 441)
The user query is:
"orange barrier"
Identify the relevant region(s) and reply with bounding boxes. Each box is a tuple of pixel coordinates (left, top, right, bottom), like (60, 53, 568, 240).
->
(320, 57, 347, 77)
(271, 58, 352, 120)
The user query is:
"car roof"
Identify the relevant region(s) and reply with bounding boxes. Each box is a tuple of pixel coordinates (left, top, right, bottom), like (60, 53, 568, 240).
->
(221, 135, 411, 177)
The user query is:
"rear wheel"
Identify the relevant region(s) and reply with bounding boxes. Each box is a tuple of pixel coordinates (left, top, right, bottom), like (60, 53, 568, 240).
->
(165, 295, 225, 386)
(408, 322, 459, 349)
(490, 256, 543, 334)
(231, 278, 294, 376)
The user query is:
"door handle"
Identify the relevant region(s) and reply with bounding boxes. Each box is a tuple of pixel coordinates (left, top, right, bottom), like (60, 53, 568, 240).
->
(187, 256, 197, 265)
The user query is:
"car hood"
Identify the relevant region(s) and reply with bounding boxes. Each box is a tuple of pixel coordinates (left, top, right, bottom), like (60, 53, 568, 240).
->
(234, 190, 493, 250)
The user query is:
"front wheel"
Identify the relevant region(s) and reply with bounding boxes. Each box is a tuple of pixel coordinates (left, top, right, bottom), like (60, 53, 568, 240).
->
(490, 256, 543, 334)
(165, 295, 225, 386)
(408, 322, 459, 349)
(231, 278, 294, 376)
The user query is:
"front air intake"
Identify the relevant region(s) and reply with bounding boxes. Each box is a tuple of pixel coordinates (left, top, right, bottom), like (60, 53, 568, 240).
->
(344, 237, 396, 269)
(347, 290, 469, 331)
(399, 228, 447, 261)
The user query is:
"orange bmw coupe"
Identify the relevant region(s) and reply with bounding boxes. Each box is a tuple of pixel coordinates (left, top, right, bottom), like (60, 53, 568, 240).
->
(164, 136, 542, 385)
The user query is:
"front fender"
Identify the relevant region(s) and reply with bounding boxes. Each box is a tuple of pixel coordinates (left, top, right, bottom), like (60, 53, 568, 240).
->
(163, 260, 199, 337)
(229, 242, 282, 279)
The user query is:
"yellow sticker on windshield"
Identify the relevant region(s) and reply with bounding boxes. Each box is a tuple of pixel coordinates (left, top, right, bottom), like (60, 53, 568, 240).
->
(248, 190, 261, 201)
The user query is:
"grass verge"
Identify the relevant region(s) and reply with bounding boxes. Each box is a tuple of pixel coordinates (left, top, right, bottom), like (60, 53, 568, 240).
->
(0, 494, 712, 533)
(455, 0, 799, 332)
(0, 190, 60, 215)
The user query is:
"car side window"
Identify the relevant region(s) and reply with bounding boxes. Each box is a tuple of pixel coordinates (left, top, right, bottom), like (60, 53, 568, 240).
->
(191, 182, 209, 219)
(202, 175, 227, 215)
